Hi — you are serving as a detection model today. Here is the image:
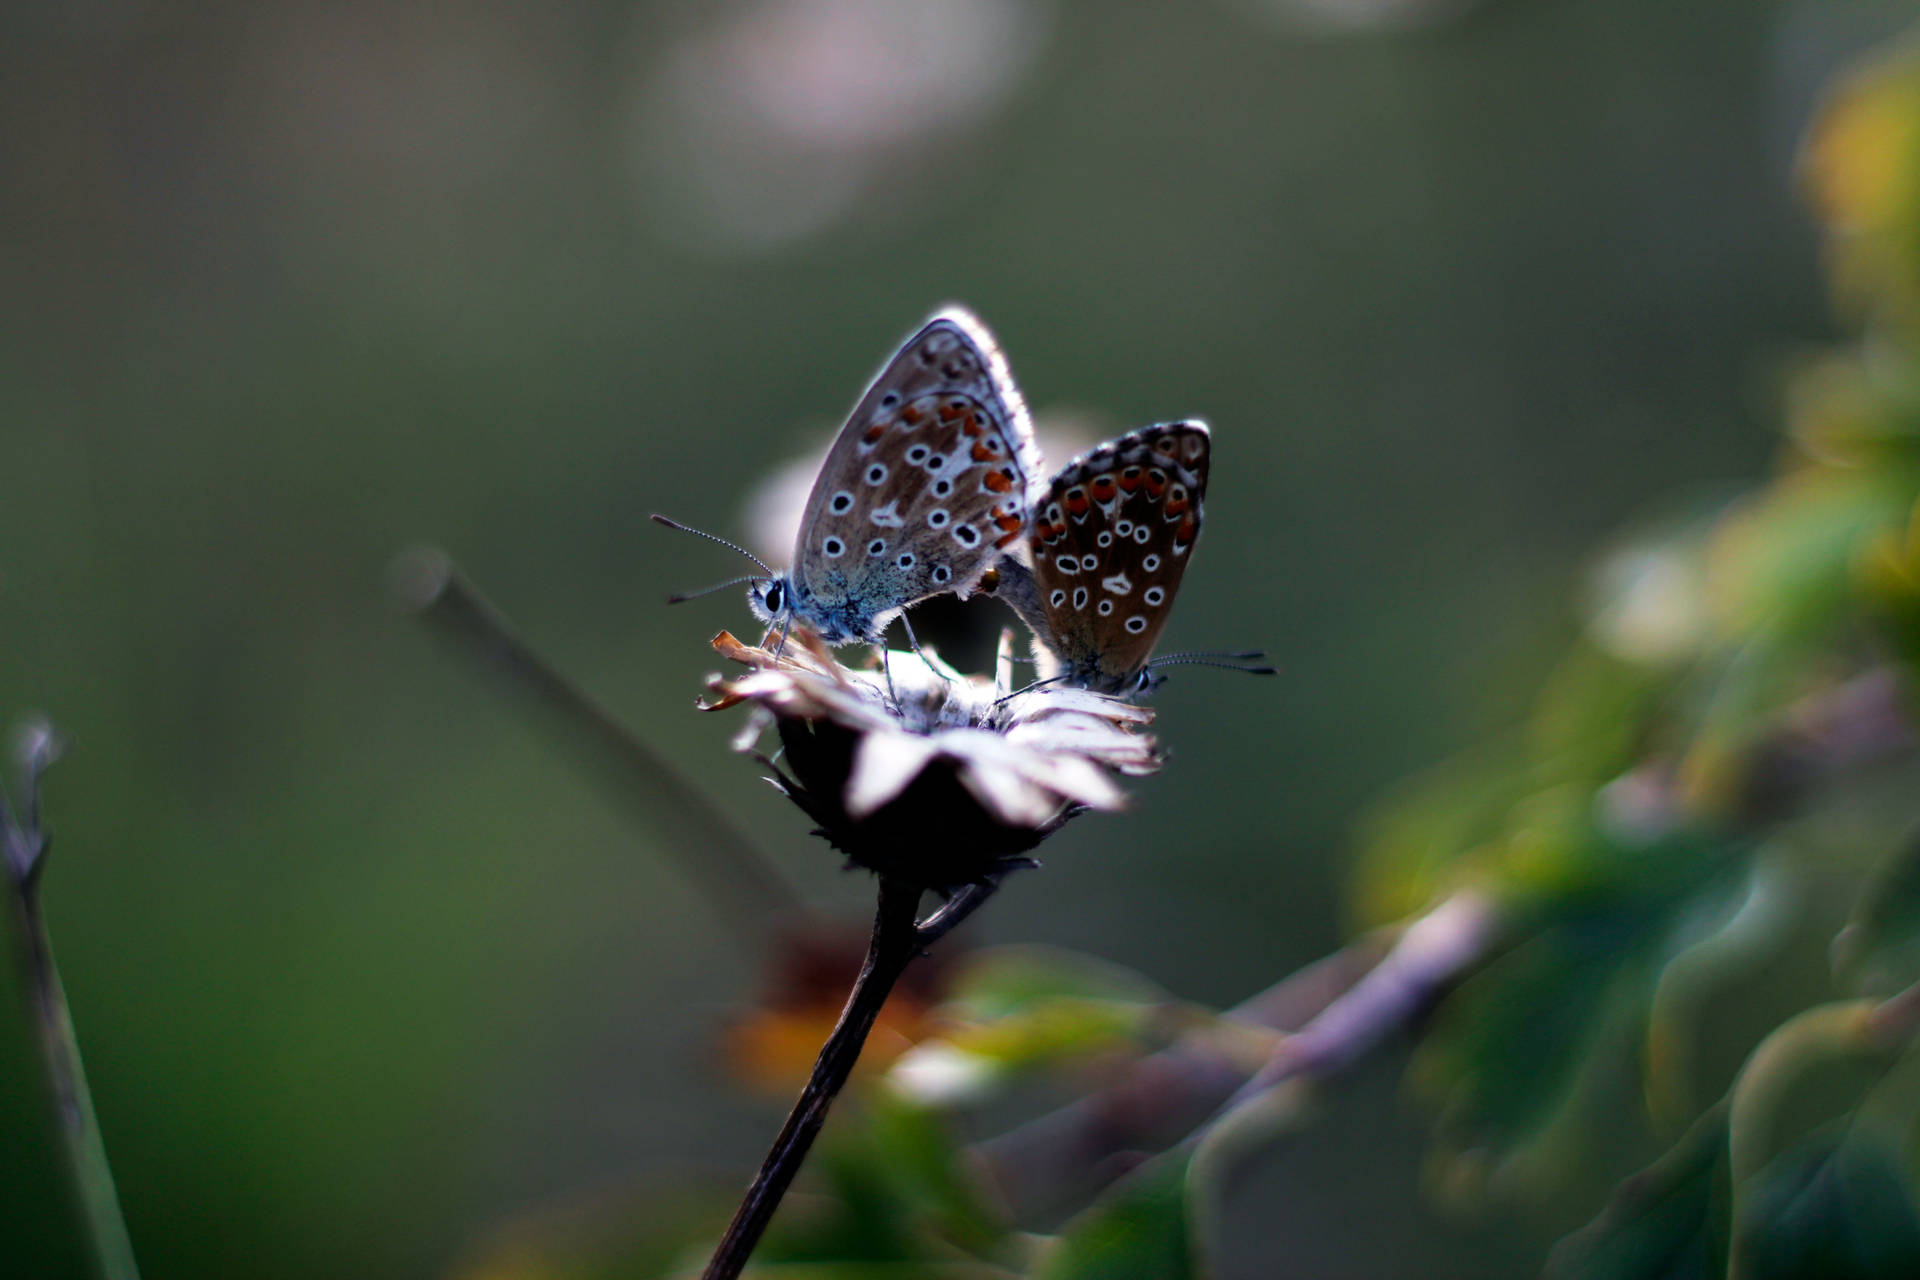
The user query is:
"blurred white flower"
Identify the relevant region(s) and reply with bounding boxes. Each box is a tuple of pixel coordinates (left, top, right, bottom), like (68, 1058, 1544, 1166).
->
(627, 0, 1052, 250)
(1220, 0, 1485, 35)
(1589, 542, 1710, 665)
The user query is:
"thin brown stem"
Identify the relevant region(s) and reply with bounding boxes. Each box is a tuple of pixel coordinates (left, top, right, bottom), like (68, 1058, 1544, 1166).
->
(702, 876, 924, 1280)
(2, 725, 141, 1280)
(391, 546, 806, 933)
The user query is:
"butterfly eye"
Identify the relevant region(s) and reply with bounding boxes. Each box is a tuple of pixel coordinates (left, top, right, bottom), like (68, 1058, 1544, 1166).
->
(763, 582, 785, 614)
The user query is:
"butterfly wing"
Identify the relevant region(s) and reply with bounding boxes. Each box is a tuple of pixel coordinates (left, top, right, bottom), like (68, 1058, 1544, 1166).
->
(1026, 421, 1209, 691)
(787, 308, 1042, 642)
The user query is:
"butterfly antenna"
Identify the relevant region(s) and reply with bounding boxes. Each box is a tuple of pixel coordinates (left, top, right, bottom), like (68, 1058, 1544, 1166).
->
(1152, 656, 1278, 676)
(664, 574, 763, 605)
(1152, 649, 1269, 663)
(651, 514, 775, 576)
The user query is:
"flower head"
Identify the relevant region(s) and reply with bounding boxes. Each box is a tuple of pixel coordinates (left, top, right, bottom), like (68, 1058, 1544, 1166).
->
(701, 628, 1160, 891)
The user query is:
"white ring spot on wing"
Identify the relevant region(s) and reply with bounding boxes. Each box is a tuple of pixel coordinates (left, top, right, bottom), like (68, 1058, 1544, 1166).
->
(1101, 574, 1132, 595)
(1142, 553, 1161, 571)
(1125, 616, 1148, 634)
(870, 501, 905, 529)
(1144, 586, 1165, 605)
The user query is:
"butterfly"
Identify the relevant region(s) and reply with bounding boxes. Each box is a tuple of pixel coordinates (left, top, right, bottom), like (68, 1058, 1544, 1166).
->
(994, 420, 1267, 695)
(657, 307, 1042, 648)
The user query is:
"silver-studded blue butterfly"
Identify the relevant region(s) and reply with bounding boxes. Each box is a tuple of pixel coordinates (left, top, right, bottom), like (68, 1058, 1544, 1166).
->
(995, 421, 1267, 694)
(658, 307, 1042, 648)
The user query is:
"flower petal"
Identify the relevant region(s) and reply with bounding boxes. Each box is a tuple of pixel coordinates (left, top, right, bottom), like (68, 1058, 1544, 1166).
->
(846, 731, 944, 817)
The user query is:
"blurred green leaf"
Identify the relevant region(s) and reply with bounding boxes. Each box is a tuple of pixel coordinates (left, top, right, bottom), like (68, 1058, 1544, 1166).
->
(1707, 472, 1910, 649)
(1836, 832, 1920, 994)
(935, 998, 1159, 1074)
(761, 1092, 1010, 1268)
(1546, 1106, 1729, 1280)
(858, 1093, 1009, 1256)
(1528, 646, 1671, 786)
(1035, 1154, 1196, 1280)
(1733, 1128, 1920, 1280)
(1351, 738, 1540, 924)
(1417, 825, 1738, 1163)
(945, 947, 1167, 1021)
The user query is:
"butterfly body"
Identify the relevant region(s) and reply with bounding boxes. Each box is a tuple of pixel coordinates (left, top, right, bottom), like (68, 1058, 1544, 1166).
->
(999, 421, 1210, 694)
(748, 310, 1041, 645)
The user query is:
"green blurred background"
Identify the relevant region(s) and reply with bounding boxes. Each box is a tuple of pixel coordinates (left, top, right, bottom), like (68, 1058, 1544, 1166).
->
(3, 1, 1912, 1276)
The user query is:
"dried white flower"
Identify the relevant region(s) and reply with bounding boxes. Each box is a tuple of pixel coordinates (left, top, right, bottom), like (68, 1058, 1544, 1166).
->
(701, 627, 1160, 889)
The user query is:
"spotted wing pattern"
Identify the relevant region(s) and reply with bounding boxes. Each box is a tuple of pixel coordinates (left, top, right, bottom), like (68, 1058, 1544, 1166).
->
(1025, 421, 1209, 692)
(786, 308, 1041, 643)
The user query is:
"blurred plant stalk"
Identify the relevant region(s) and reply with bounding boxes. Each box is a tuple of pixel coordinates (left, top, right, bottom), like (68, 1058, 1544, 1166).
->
(2, 723, 141, 1280)
(390, 545, 809, 942)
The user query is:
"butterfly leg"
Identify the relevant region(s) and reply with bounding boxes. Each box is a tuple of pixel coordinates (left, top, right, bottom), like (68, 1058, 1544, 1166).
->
(875, 643, 899, 707)
(992, 674, 1066, 707)
(898, 613, 951, 686)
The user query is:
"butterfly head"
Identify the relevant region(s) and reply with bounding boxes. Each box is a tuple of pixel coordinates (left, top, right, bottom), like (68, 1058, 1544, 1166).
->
(747, 575, 792, 628)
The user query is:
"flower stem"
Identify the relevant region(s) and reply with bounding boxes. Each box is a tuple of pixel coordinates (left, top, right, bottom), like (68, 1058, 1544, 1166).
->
(2, 727, 142, 1280)
(390, 546, 807, 932)
(702, 876, 924, 1280)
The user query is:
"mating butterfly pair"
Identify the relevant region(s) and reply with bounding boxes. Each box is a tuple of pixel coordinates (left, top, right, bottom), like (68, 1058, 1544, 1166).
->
(660, 307, 1249, 695)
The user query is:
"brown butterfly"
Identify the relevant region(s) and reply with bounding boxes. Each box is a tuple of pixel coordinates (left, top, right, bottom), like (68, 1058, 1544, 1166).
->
(994, 420, 1270, 695)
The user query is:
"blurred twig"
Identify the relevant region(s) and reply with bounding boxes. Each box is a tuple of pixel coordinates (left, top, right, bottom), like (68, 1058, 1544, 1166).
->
(391, 547, 807, 934)
(978, 665, 1917, 1219)
(1, 722, 142, 1280)
(974, 894, 1484, 1218)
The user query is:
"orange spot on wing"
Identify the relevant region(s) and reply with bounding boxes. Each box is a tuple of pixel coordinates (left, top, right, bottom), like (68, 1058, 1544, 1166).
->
(901, 404, 924, 425)
(995, 529, 1023, 548)
(962, 412, 984, 436)
(938, 401, 964, 423)
(863, 423, 887, 443)
(1144, 469, 1168, 498)
(1117, 467, 1143, 492)
(972, 442, 996, 463)
(1089, 475, 1118, 502)
(1064, 489, 1090, 516)
(1177, 516, 1197, 542)
(983, 470, 1013, 493)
